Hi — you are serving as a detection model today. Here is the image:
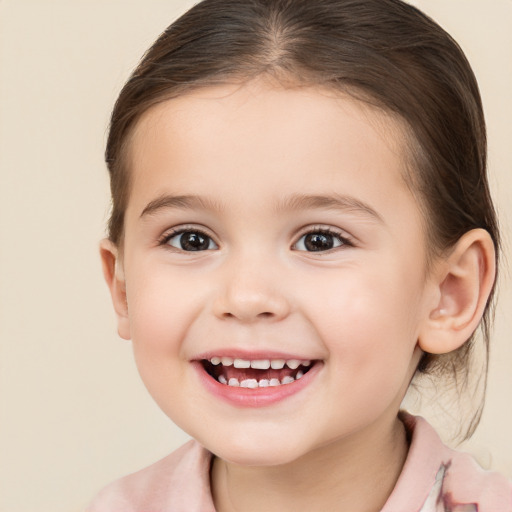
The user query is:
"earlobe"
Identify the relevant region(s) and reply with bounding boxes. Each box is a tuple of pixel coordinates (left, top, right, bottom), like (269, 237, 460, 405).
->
(99, 239, 131, 340)
(418, 229, 495, 355)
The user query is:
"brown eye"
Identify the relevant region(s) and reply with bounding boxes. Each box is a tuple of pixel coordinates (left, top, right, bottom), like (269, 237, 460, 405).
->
(294, 231, 345, 252)
(167, 231, 218, 251)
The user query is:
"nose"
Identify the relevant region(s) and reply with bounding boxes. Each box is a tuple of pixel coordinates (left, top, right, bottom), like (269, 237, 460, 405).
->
(212, 257, 291, 323)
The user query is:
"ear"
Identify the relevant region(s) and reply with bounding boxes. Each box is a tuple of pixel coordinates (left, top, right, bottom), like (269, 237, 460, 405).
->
(99, 239, 131, 340)
(418, 229, 496, 355)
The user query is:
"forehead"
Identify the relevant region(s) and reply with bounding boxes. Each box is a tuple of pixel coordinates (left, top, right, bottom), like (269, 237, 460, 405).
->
(127, 80, 412, 197)
(123, 79, 428, 267)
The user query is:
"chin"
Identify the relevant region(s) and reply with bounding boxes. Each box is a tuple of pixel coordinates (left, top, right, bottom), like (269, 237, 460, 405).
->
(217, 447, 301, 467)
(204, 431, 310, 467)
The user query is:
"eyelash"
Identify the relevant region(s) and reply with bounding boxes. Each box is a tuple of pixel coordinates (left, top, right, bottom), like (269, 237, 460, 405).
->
(158, 226, 218, 251)
(157, 226, 353, 253)
(293, 227, 353, 253)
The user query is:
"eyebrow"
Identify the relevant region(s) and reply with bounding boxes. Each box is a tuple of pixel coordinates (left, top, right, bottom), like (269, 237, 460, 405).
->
(140, 192, 383, 223)
(274, 193, 384, 223)
(140, 194, 224, 218)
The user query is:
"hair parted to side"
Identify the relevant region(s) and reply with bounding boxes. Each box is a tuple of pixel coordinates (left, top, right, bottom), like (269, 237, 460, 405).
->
(105, 0, 500, 437)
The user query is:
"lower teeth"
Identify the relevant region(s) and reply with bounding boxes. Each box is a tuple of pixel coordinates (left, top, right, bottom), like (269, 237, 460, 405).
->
(240, 379, 258, 388)
(219, 375, 300, 387)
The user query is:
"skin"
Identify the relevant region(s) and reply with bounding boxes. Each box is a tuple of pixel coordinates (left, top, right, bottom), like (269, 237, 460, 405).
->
(101, 79, 496, 512)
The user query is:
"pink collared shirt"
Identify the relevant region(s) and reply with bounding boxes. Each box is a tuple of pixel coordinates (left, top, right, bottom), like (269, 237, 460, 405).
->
(88, 414, 512, 512)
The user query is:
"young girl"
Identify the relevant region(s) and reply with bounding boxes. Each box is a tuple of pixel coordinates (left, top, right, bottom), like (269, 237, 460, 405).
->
(90, 0, 511, 510)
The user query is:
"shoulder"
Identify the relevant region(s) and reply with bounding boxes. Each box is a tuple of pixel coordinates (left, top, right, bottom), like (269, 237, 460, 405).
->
(442, 446, 512, 511)
(385, 413, 512, 512)
(86, 440, 216, 512)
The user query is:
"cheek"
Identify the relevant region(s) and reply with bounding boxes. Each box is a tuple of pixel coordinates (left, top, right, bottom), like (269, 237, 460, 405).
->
(125, 264, 196, 375)
(126, 270, 194, 415)
(313, 280, 420, 428)
(305, 265, 423, 374)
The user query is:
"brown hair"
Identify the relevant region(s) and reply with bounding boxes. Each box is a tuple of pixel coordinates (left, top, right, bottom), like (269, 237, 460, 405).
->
(105, 0, 500, 437)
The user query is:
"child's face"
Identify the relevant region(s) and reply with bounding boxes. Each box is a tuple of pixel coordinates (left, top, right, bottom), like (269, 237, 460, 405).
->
(111, 80, 436, 466)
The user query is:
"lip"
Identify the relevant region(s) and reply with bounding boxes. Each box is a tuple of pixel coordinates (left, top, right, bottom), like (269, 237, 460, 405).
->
(194, 349, 315, 361)
(192, 355, 323, 408)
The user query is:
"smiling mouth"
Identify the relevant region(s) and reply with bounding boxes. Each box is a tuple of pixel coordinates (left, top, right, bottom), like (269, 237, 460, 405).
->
(201, 357, 316, 388)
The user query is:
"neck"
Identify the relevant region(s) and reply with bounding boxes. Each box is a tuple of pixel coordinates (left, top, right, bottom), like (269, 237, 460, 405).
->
(211, 415, 409, 512)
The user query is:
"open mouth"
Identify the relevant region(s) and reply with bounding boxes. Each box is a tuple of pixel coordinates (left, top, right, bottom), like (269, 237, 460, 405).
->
(201, 357, 316, 388)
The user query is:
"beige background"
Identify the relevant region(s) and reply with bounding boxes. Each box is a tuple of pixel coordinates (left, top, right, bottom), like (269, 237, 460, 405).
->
(0, 1, 510, 511)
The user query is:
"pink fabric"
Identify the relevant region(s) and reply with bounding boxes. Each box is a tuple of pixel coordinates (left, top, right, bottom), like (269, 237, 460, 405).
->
(88, 414, 511, 512)
(384, 414, 511, 512)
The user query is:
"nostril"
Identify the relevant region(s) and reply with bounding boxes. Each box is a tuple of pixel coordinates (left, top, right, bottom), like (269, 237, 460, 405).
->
(222, 311, 275, 320)
(213, 289, 291, 322)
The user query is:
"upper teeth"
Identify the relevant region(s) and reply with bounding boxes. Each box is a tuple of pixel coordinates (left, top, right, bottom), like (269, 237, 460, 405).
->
(210, 357, 311, 369)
